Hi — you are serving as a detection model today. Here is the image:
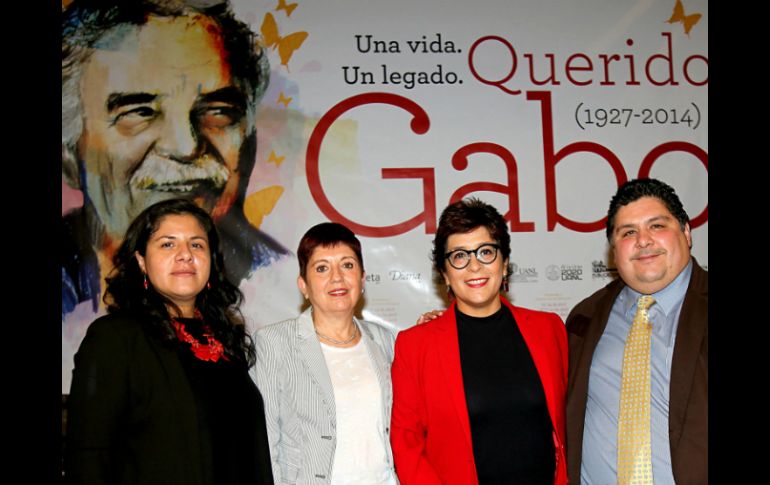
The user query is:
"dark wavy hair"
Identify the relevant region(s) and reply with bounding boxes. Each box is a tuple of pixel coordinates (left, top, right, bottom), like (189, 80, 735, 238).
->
(606, 178, 691, 242)
(297, 222, 364, 279)
(432, 198, 512, 292)
(103, 198, 255, 367)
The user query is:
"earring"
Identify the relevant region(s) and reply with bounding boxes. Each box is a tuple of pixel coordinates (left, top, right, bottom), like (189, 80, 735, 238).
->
(143, 274, 149, 290)
(502, 277, 509, 293)
(207, 281, 212, 290)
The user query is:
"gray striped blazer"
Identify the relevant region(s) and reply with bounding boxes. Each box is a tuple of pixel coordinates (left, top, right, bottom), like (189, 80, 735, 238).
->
(253, 308, 398, 485)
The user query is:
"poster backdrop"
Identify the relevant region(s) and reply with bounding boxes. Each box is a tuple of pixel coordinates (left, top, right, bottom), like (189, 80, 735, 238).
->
(62, 0, 708, 392)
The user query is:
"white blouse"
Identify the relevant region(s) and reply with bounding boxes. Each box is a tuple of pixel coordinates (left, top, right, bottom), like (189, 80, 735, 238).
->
(320, 340, 398, 485)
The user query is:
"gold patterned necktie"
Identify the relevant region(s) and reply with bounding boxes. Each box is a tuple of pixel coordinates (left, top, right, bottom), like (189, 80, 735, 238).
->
(617, 295, 655, 485)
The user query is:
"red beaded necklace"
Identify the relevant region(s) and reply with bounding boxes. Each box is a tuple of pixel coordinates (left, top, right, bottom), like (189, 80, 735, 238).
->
(171, 310, 228, 362)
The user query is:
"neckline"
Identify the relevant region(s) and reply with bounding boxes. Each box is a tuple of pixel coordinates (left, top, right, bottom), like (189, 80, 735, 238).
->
(172, 312, 228, 363)
(320, 338, 364, 351)
(456, 304, 508, 323)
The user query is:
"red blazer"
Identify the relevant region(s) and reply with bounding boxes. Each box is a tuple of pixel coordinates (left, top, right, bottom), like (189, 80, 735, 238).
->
(390, 296, 568, 485)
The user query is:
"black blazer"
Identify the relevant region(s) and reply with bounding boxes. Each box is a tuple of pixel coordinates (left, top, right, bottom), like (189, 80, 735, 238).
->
(65, 313, 274, 485)
(566, 260, 708, 485)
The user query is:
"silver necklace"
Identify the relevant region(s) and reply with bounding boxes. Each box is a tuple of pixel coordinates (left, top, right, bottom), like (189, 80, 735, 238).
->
(315, 323, 358, 345)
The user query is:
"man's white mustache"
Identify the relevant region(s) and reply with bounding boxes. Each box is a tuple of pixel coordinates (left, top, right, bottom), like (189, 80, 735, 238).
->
(129, 153, 230, 192)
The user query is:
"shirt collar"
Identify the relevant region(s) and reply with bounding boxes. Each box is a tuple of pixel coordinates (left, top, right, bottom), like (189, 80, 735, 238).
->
(619, 259, 693, 322)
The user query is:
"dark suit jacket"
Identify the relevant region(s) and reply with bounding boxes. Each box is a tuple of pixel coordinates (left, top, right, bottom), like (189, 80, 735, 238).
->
(566, 261, 708, 485)
(65, 313, 274, 485)
(391, 296, 568, 485)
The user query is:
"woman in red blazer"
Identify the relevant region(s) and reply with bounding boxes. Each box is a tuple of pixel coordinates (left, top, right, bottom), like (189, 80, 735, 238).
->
(391, 198, 568, 485)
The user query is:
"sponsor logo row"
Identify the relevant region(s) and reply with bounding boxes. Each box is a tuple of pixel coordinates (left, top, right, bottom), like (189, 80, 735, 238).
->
(521, 261, 618, 283)
(364, 261, 618, 285)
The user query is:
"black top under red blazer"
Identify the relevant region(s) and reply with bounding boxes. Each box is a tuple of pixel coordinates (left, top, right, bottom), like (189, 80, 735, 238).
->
(391, 296, 568, 485)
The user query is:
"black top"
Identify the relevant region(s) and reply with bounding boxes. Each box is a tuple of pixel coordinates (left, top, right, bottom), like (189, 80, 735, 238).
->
(65, 313, 274, 485)
(175, 317, 272, 485)
(456, 305, 555, 485)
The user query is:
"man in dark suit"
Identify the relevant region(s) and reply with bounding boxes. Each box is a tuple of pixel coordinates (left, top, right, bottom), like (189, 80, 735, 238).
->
(566, 178, 707, 485)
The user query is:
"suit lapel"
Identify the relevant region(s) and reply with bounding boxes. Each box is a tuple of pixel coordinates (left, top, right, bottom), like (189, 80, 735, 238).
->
(296, 309, 337, 425)
(569, 282, 622, 399)
(436, 303, 474, 447)
(668, 263, 708, 448)
(566, 279, 622, 475)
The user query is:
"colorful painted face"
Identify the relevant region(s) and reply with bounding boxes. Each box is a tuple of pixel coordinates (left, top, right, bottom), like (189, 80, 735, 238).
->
(611, 196, 692, 295)
(136, 214, 211, 317)
(298, 244, 365, 320)
(443, 226, 507, 317)
(77, 14, 250, 246)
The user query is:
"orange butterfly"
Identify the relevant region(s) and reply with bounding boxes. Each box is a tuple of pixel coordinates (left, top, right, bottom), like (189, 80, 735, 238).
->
(277, 92, 292, 107)
(666, 0, 701, 36)
(260, 12, 308, 68)
(244, 185, 284, 229)
(267, 150, 286, 166)
(276, 0, 298, 18)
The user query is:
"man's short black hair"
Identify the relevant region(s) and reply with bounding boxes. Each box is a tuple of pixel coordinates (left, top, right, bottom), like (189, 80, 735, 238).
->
(606, 178, 690, 241)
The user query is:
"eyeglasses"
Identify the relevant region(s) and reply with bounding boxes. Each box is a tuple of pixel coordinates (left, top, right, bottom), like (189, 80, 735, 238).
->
(445, 243, 500, 270)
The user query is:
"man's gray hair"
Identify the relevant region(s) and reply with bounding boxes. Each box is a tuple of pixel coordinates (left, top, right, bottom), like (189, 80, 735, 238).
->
(61, 0, 270, 183)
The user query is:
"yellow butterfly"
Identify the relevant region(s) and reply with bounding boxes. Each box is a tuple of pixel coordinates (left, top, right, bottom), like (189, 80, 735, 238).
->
(276, 0, 298, 18)
(244, 185, 284, 229)
(277, 92, 293, 107)
(666, 0, 701, 36)
(260, 12, 308, 68)
(267, 150, 286, 166)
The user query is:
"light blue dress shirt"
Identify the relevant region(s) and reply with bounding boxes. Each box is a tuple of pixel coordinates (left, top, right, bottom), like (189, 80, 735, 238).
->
(581, 260, 693, 485)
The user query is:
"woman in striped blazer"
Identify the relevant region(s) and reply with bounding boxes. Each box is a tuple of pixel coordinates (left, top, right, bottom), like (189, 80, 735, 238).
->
(253, 222, 398, 485)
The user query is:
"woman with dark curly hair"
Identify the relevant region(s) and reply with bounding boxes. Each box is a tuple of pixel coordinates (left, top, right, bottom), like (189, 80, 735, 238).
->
(390, 198, 568, 485)
(64, 198, 274, 485)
